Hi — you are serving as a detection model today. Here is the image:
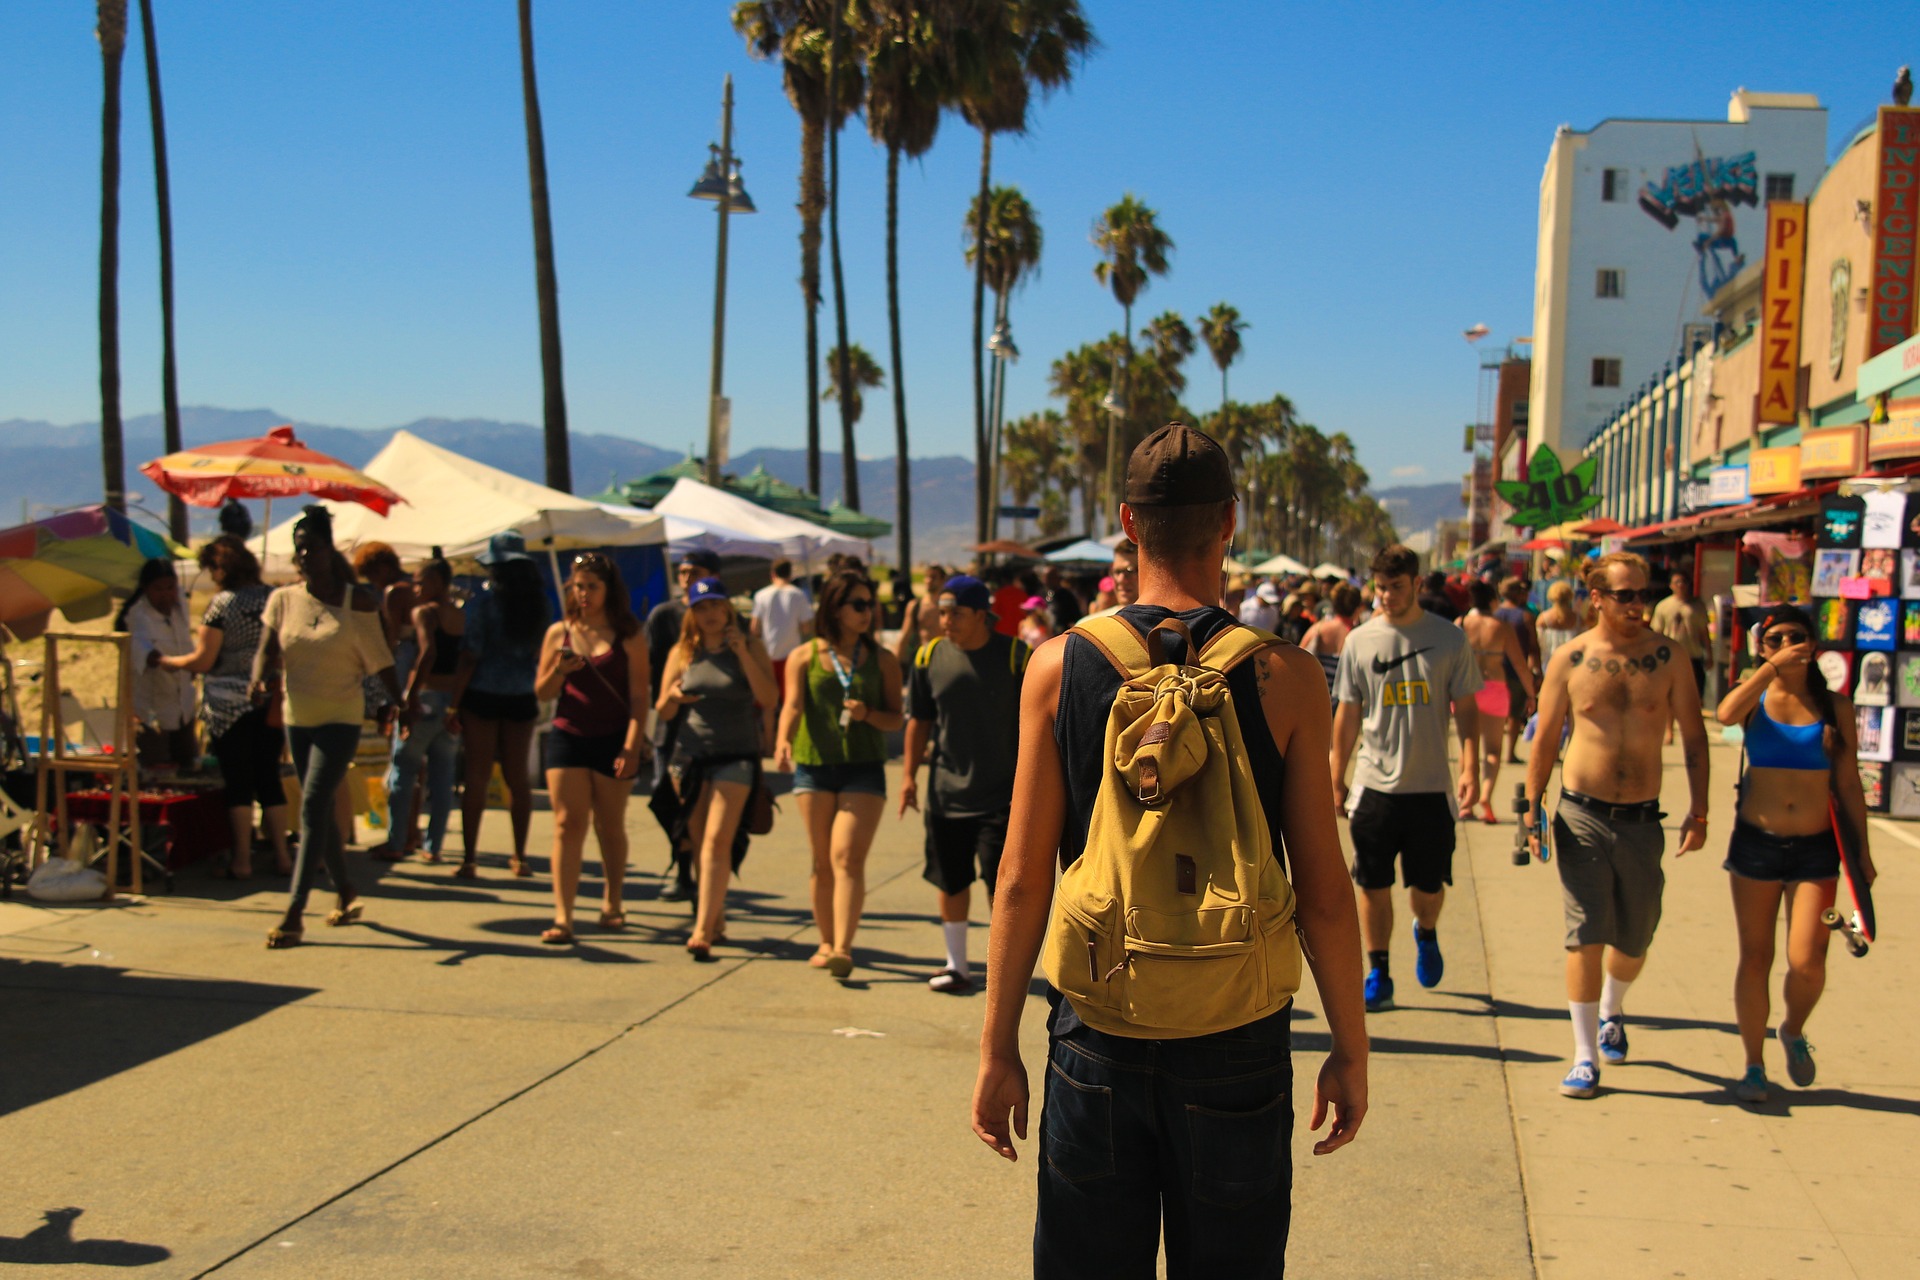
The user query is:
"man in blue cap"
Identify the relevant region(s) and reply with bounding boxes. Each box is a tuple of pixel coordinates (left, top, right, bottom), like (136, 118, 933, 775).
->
(900, 573, 1029, 992)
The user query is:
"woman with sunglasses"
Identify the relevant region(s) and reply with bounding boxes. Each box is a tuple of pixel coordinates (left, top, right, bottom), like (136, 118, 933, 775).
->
(1713, 605, 1875, 1102)
(657, 577, 780, 959)
(535, 554, 652, 946)
(774, 569, 905, 977)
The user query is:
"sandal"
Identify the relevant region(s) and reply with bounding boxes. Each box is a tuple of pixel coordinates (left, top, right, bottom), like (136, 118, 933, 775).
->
(368, 843, 406, 863)
(452, 860, 479, 880)
(325, 899, 364, 927)
(509, 856, 533, 878)
(540, 924, 575, 946)
(599, 911, 627, 931)
(266, 926, 304, 949)
(827, 951, 854, 979)
(686, 936, 713, 962)
(808, 945, 834, 969)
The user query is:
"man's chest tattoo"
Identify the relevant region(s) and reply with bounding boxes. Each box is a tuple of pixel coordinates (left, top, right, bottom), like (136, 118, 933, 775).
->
(1567, 644, 1673, 679)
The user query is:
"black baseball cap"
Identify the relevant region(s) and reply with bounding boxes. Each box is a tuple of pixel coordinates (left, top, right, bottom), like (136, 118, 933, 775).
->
(1125, 422, 1236, 507)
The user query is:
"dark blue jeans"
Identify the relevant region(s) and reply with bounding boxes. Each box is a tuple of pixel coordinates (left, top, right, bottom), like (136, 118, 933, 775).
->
(286, 723, 359, 917)
(1035, 1007, 1294, 1279)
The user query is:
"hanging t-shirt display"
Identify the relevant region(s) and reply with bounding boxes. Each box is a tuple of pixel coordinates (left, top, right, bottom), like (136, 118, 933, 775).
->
(1858, 597, 1899, 651)
(1862, 489, 1906, 548)
(1898, 707, 1920, 756)
(1816, 649, 1852, 693)
(1815, 598, 1856, 646)
(1812, 550, 1858, 596)
(1862, 548, 1898, 591)
(1861, 762, 1888, 811)
(1855, 651, 1893, 705)
(1858, 706, 1895, 762)
(1818, 496, 1865, 548)
(1898, 653, 1920, 707)
(1888, 763, 1920, 817)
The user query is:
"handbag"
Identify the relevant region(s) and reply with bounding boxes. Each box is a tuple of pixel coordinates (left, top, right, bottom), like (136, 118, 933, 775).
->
(745, 762, 777, 836)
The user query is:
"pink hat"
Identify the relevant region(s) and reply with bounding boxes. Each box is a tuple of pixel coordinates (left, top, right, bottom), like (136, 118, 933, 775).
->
(1098, 576, 1116, 593)
(1022, 595, 1047, 612)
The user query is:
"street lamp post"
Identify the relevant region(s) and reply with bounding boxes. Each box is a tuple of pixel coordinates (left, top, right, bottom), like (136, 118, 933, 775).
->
(984, 311, 1019, 541)
(690, 74, 755, 487)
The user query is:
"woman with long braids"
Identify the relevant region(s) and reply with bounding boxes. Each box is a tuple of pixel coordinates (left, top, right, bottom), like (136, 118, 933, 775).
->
(774, 569, 905, 978)
(535, 553, 651, 946)
(1714, 604, 1876, 1102)
(656, 577, 779, 959)
(252, 507, 403, 948)
(450, 532, 551, 876)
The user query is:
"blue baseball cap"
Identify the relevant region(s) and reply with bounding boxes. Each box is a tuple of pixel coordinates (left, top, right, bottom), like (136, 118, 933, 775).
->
(939, 574, 992, 612)
(688, 576, 729, 604)
(478, 530, 532, 565)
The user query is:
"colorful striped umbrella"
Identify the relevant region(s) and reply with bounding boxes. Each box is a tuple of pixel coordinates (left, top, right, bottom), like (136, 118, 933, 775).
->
(0, 524, 149, 630)
(139, 425, 404, 515)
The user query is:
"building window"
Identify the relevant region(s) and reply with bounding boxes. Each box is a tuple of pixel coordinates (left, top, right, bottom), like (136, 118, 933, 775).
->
(1596, 268, 1624, 299)
(1592, 358, 1621, 388)
(1511, 400, 1530, 430)
(1680, 323, 1714, 356)
(1765, 172, 1795, 202)
(1602, 168, 1628, 202)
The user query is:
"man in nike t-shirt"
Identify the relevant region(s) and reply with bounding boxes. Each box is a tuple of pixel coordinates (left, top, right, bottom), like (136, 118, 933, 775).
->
(1331, 544, 1483, 1012)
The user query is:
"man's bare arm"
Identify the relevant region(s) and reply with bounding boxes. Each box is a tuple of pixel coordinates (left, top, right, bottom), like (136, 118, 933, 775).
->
(1669, 650, 1710, 853)
(1526, 646, 1576, 838)
(1329, 700, 1361, 807)
(972, 636, 1070, 1162)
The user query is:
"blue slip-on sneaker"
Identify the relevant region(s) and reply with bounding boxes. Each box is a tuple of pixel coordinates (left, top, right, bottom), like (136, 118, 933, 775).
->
(1559, 1061, 1600, 1098)
(1364, 968, 1394, 1012)
(1732, 1065, 1770, 1103)
(1413, 925, 1444, 989)
(1598, 1015, 1629, 1064)
(1778, 1027, 1817, 1087)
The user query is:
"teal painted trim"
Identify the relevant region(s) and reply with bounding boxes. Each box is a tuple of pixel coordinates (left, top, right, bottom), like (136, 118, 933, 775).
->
(1813, 395, 1871, 428)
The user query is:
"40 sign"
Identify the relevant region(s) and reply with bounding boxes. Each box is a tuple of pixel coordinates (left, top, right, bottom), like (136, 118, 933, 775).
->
(1494, 445, 1602, 529)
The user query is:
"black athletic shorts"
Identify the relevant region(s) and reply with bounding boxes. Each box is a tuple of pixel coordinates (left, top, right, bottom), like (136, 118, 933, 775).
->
(1348, 789, 1455, 893)
(922, 809, 1008, 897)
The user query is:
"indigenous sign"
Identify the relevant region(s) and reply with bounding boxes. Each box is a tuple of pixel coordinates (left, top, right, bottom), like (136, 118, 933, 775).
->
(1799, 425, 1866, 481)
(1748, 445, 1803, 495)
(1760, 201, 1807, 424)
(1868, 107, 1920, 359)
(1707, 465, 1750, 505)
(1495, 445, 1600, 529)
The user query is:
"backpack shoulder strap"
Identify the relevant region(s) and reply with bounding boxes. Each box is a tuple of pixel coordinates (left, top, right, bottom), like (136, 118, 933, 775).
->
(1010, 637, 1031, 675)
(1198, 623, 1285, 674)
(1071, 613, 1153, 679)
(914, 637, 944, 668)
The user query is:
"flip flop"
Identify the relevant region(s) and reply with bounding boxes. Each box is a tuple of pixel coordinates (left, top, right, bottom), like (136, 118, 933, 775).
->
(599, 911, 627, 930)
(509, 856, 533, 878)
(452, 861, 479, 880)
(827, 952, 854, 979)
(266, 927, 304, 949)
(325, 900, 364, 927)
(540, 924, 575, 946)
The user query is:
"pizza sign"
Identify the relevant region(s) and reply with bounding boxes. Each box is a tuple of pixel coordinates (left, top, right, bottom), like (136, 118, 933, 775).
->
(1495, 445, 1602, 529)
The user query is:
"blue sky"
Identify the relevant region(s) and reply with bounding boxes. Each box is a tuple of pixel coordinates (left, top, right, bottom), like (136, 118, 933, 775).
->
(0, 1, 1886, 494)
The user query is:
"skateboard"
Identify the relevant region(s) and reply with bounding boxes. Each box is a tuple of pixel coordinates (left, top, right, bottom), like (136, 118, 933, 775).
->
(1824, 797, 1876, 958)
(1511, 782, 1550, 865)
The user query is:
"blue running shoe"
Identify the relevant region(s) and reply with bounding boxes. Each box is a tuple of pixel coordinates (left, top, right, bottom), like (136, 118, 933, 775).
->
(1732, 1065, 1770, 1103)
(1413, 925, 1443, 988)
(1559, 1061, 1600, 1098)
(1364, 968, 1394, 1012)
(1778, 1027, 1817, 1087)
(1598, 1015, 1628, 1064)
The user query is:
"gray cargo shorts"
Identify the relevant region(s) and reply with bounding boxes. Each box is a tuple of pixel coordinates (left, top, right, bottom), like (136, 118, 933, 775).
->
(1552, 800, 1666, 957)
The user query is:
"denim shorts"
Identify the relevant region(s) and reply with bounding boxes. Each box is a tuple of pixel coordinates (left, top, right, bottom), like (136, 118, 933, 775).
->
(792, 760, 886, 796)
(1724, 819, 1840, 883)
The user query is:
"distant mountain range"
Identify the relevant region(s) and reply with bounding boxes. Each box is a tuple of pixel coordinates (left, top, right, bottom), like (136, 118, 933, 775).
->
(1374, 481, 1466, 540)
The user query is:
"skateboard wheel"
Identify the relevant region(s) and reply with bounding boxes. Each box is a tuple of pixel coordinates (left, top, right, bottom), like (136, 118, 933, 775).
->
(1821, 908, 1841, 929)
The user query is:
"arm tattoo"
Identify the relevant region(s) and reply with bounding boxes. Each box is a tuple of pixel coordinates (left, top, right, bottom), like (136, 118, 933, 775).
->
(1255, 651, 1272, 700)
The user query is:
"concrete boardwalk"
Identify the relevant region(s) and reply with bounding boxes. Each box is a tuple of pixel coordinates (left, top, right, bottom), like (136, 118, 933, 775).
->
(1, 736, 1913, 1278)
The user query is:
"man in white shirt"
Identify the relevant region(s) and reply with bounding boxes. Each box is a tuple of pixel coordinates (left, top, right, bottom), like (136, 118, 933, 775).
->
(1239, 579, 1281, 630)
(751, 559, 814, 701)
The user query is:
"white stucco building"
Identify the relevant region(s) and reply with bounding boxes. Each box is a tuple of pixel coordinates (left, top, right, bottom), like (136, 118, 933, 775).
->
(1528, 89, 1829, 463)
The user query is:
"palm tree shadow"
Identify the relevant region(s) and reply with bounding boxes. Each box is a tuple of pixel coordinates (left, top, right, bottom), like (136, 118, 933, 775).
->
(0, 1208, 170, 1265)
(312, 919, 645, 967)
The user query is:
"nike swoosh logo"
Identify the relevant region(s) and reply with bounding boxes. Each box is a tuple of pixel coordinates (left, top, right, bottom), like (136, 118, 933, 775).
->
(1371, 648, 1431, 674)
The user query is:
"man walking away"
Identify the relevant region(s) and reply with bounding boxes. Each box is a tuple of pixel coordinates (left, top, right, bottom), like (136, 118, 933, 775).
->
(972, 423, 1367, 1278)
(1495, 577, 1539, 763)
(899, 574, 1028, 993)
(1331, 545, 1483, 1011)
(1651, 569, 1710, 744)
(1526, 551, 1709, 1098)
(751, 559, 814, 704)
(644, 549, 723, 899)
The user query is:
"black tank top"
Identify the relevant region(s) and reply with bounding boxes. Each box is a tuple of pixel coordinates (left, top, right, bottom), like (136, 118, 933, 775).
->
(428, 615, 462, 676)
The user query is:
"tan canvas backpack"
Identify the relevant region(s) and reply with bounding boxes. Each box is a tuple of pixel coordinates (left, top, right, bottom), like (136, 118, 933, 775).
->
(1042, 613, 1303, 1038)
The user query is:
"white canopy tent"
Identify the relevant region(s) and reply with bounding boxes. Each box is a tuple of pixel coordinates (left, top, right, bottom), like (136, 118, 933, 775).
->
(1046, 538, 1114, 565)
(1311, 562, 1352, 580)
(652, 478, 870, 566)
(593, 504, 781, 560)
(263, 431, 664, 572)
(1250, 553, 1310, 576)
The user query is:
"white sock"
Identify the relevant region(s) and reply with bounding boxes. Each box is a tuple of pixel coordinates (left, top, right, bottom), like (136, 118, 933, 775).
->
(1600, 974, 1631, 1021)
(1570, 1001, 1601, 1065)
(942, 920, 969, 975)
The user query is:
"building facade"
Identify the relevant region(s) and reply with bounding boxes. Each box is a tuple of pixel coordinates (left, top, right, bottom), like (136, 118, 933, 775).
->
(1529, 89, 1828, 465)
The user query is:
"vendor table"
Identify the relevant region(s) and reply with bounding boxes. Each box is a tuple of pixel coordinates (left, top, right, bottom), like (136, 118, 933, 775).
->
(63, 785, 227, 871)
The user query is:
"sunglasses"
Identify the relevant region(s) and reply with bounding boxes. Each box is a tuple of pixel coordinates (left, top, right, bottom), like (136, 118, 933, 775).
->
(1595, 588, 1659, 605)
(676, 564, 699, 576)
(1761, 630, 1808, 648)
(844, 597, 874, 612)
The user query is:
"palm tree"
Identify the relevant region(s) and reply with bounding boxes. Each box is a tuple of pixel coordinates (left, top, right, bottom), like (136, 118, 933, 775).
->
(1091, 194, 1172, 520)
(97, 0, 128, 514)
(519, 0, 570, 491)
(1199, 302, 1248, 408)
(954, 0, 1094, 542)
(863, 0, 954, 574)
(734, 0, 864, 500)
(964, 184, 1042, 540)
(822, 342, 886, 440)
(1048, 340, 1116, 533)
(826, 0, 861, 510)
(135, 0, 184, 541)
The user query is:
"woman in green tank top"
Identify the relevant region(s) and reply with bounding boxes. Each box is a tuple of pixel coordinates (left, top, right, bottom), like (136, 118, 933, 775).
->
(774, 570, 905, 978)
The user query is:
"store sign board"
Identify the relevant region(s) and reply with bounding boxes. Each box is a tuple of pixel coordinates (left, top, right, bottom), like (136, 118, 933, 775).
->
(1868, 415, 1920, 461)
(1707, 465, 1750, 505)
(1799, 425, 1867, 480)
(1760, 201, 1807, 424)
(1858, 329, 1920, 401)
(1868, 106, 1920, 359)
(1748, 446, 1803, 494)
(1494, 445, 1600, 528)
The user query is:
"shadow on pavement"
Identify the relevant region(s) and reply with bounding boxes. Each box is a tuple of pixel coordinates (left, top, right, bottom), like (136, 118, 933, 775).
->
(324, 919, 649, 967)
(0, 1208, 169, 1266)
(1603, 1058, 1920, 1116)
(0, 961, 316, 1117)
(1444, 994, 1740, 1037)
(1293, 1029, 1561, 1064)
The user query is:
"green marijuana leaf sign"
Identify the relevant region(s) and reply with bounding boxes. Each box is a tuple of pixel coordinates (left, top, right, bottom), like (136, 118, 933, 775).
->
(1495, 445, 1601, 529)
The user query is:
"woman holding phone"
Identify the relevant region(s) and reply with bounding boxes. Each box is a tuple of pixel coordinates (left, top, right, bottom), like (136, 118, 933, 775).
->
(656, 577, 779, 959)
(535, 553, 651, 946)
(774, 569, 905, 978)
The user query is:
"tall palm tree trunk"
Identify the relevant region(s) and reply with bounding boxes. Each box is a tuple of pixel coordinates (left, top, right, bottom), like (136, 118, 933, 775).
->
(800, 114, 825, 499)
(98, 1, 127, 515)
(1101, 306, 1130, 536)
(971, 131, 991, 544)
(827, 1, 858, 510)
(136, 0, 183, 539)
(885, 145, 911, 572)
(518, 0, 570, 492)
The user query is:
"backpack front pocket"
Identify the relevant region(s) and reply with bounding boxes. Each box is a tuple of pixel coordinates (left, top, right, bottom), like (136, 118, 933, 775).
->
(1043, 895, 1124, 1016)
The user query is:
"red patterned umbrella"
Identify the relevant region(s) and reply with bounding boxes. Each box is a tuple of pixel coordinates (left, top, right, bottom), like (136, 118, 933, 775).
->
(140, 425, 404, 515)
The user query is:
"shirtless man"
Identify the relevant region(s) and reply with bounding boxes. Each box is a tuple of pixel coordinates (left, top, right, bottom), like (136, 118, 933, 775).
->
(1526, 551, 1709, 1098)
(893, 564, 949, 664)
(1459, 580, 1537, 823)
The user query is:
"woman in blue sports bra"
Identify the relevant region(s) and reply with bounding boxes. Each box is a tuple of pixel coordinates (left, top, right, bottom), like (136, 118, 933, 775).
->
(1714, 604, 1876, 1104)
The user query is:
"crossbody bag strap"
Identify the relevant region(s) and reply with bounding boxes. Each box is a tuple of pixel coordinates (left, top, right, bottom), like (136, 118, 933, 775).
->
(570, 623, 634, 725)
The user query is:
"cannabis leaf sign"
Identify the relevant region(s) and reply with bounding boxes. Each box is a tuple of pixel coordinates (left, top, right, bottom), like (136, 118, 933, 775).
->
(1495, 445, 1602, 529)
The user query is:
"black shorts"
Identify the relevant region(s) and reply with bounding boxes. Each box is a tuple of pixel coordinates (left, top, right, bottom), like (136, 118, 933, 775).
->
(544, 729, 625, 779)
(209, 708, 287, 812)
(923, 809, 1008, 896)
(1347, 789, 1455, 893)
(1723, 819, 1840, 883)
(462, 689, 539, 724)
